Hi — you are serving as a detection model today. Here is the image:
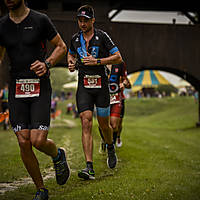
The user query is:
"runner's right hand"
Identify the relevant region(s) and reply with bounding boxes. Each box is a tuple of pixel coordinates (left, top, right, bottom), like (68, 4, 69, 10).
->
(68, 60, 76, 72)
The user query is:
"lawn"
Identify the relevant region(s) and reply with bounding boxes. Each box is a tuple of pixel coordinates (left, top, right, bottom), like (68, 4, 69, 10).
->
(0, 96, 199, 200)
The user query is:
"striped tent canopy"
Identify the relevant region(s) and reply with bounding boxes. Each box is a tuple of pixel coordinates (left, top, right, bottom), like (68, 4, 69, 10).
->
(129, 70, 171, 92)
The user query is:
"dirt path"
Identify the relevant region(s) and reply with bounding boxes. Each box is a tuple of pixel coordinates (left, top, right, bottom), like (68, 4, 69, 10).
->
(0, 121, 76, 195)
(0, 169, 55, 194)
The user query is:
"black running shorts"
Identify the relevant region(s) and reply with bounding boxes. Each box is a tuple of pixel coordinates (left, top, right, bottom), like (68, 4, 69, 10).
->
(76, 84, 110, 114)
(8, 78, 52, 132)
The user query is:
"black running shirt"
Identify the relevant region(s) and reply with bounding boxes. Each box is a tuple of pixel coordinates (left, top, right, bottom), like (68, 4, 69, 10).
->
(109, 62, 127, 94)
(0, 10, 57, 79)
(69, 29, 119, 86)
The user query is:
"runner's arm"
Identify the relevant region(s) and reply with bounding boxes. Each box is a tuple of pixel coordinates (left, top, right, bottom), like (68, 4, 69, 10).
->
(96, 51, 122, 65)
(121, 61, 131, 89)
(67, 52, 76, 72)
(0, 89, 3, 98)
(0, 46, 5, 66)
(30, 34, 67, 77)
(82, 51, 122, 66)
(122, 77, 131, 89)
(46, 33, 67, 66)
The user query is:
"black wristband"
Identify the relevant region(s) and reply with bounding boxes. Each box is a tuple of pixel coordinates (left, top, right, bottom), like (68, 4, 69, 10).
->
(97, 58, 101, 65)
(44, 60, 52, 70)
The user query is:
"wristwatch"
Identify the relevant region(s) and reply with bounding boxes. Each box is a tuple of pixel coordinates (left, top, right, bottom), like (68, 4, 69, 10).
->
(45, 60, 52, 69)
(97, 58, 101, 65)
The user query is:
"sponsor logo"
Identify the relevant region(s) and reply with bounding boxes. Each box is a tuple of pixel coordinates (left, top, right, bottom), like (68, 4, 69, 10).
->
(109, 83, 119, 93)
(91, 46, 99, 58)
(13, 125, 22, 133)
(38, 125, 49, 131)
(24, 26, 33, 30)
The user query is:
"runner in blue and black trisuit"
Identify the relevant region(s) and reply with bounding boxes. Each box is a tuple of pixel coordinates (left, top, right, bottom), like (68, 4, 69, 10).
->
(0, 0, 70, 199)
(68, 4, 123, 180)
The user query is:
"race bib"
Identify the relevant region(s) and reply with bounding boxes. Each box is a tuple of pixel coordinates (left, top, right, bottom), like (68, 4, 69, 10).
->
(110, 93, 121, 104)
(83, 75, 101, 88)
(15, 79, 40, 98)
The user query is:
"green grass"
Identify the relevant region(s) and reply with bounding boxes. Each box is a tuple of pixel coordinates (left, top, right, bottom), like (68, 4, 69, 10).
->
(0, 96, 200, 200)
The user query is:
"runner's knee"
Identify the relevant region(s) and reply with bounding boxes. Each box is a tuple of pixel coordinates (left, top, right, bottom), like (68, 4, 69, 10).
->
(99, 125, 112, 133)
(110, 122, 118, 131)
(80, 111, 93, 129)
(81, 118, 92, 131)
(31, 130, 47, 149)
(16, 130, 31, 150)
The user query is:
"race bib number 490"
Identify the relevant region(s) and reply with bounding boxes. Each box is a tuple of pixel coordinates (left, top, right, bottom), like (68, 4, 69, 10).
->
(84, 75, 101, 88)
(15, 79, 40, 98)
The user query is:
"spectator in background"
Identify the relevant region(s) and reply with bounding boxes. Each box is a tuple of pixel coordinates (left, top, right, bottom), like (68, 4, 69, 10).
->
(194, 90, 199, 103)
(51, 97, 58, 120)
(0, 83, 9, 130)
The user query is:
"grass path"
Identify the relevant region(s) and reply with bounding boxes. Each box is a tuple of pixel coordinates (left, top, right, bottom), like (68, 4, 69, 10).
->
(0, 96, 200, 200)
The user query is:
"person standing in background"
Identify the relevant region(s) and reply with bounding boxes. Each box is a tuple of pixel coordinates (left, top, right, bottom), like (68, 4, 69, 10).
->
(0, 83, 9, 130)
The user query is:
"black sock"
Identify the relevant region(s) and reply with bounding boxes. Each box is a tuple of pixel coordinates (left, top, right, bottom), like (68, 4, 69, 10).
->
(99, 126, 105, 141)
(113, 131, 118, 144)
(52, 149, 61, 162)
(86, 161, 93, 170)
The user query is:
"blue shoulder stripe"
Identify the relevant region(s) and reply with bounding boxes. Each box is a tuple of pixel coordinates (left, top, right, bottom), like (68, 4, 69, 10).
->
(109, 47, 119, 55)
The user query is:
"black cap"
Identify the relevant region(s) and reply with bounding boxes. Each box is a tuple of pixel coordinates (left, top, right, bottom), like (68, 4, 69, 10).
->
(77, 5, 94, 19)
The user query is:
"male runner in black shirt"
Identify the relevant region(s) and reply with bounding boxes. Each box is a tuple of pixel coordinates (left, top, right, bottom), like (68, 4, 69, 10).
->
(68, 4, 123, 180)
(0, 0, 70, 199)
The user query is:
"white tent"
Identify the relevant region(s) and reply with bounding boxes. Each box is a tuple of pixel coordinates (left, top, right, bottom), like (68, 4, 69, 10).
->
(174, 79, 191, 88)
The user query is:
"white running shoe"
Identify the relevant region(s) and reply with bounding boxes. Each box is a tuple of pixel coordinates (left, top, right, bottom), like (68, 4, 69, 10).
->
(116, 139, 122, 148)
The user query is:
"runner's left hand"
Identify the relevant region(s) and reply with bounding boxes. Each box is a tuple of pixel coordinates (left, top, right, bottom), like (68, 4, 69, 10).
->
(82, 52, 97, 66)
(30, 60, 47, 77)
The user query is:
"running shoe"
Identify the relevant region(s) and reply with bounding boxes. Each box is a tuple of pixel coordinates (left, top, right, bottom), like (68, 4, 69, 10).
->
(107, 145, 117, 169)
(33, 188, 48, 200)
(113, 132, 117, 145)
(99, 140, 107, 154)
(78, 168, 95, 180)
(116, 138, 122, 148)
(53, 147, 70, 185)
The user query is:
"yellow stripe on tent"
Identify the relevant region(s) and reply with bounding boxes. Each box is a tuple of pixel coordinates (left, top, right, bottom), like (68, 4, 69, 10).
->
(129, 71, 140, 85)
(153, 71, 170, 85)
(142, 70, 151, 86)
